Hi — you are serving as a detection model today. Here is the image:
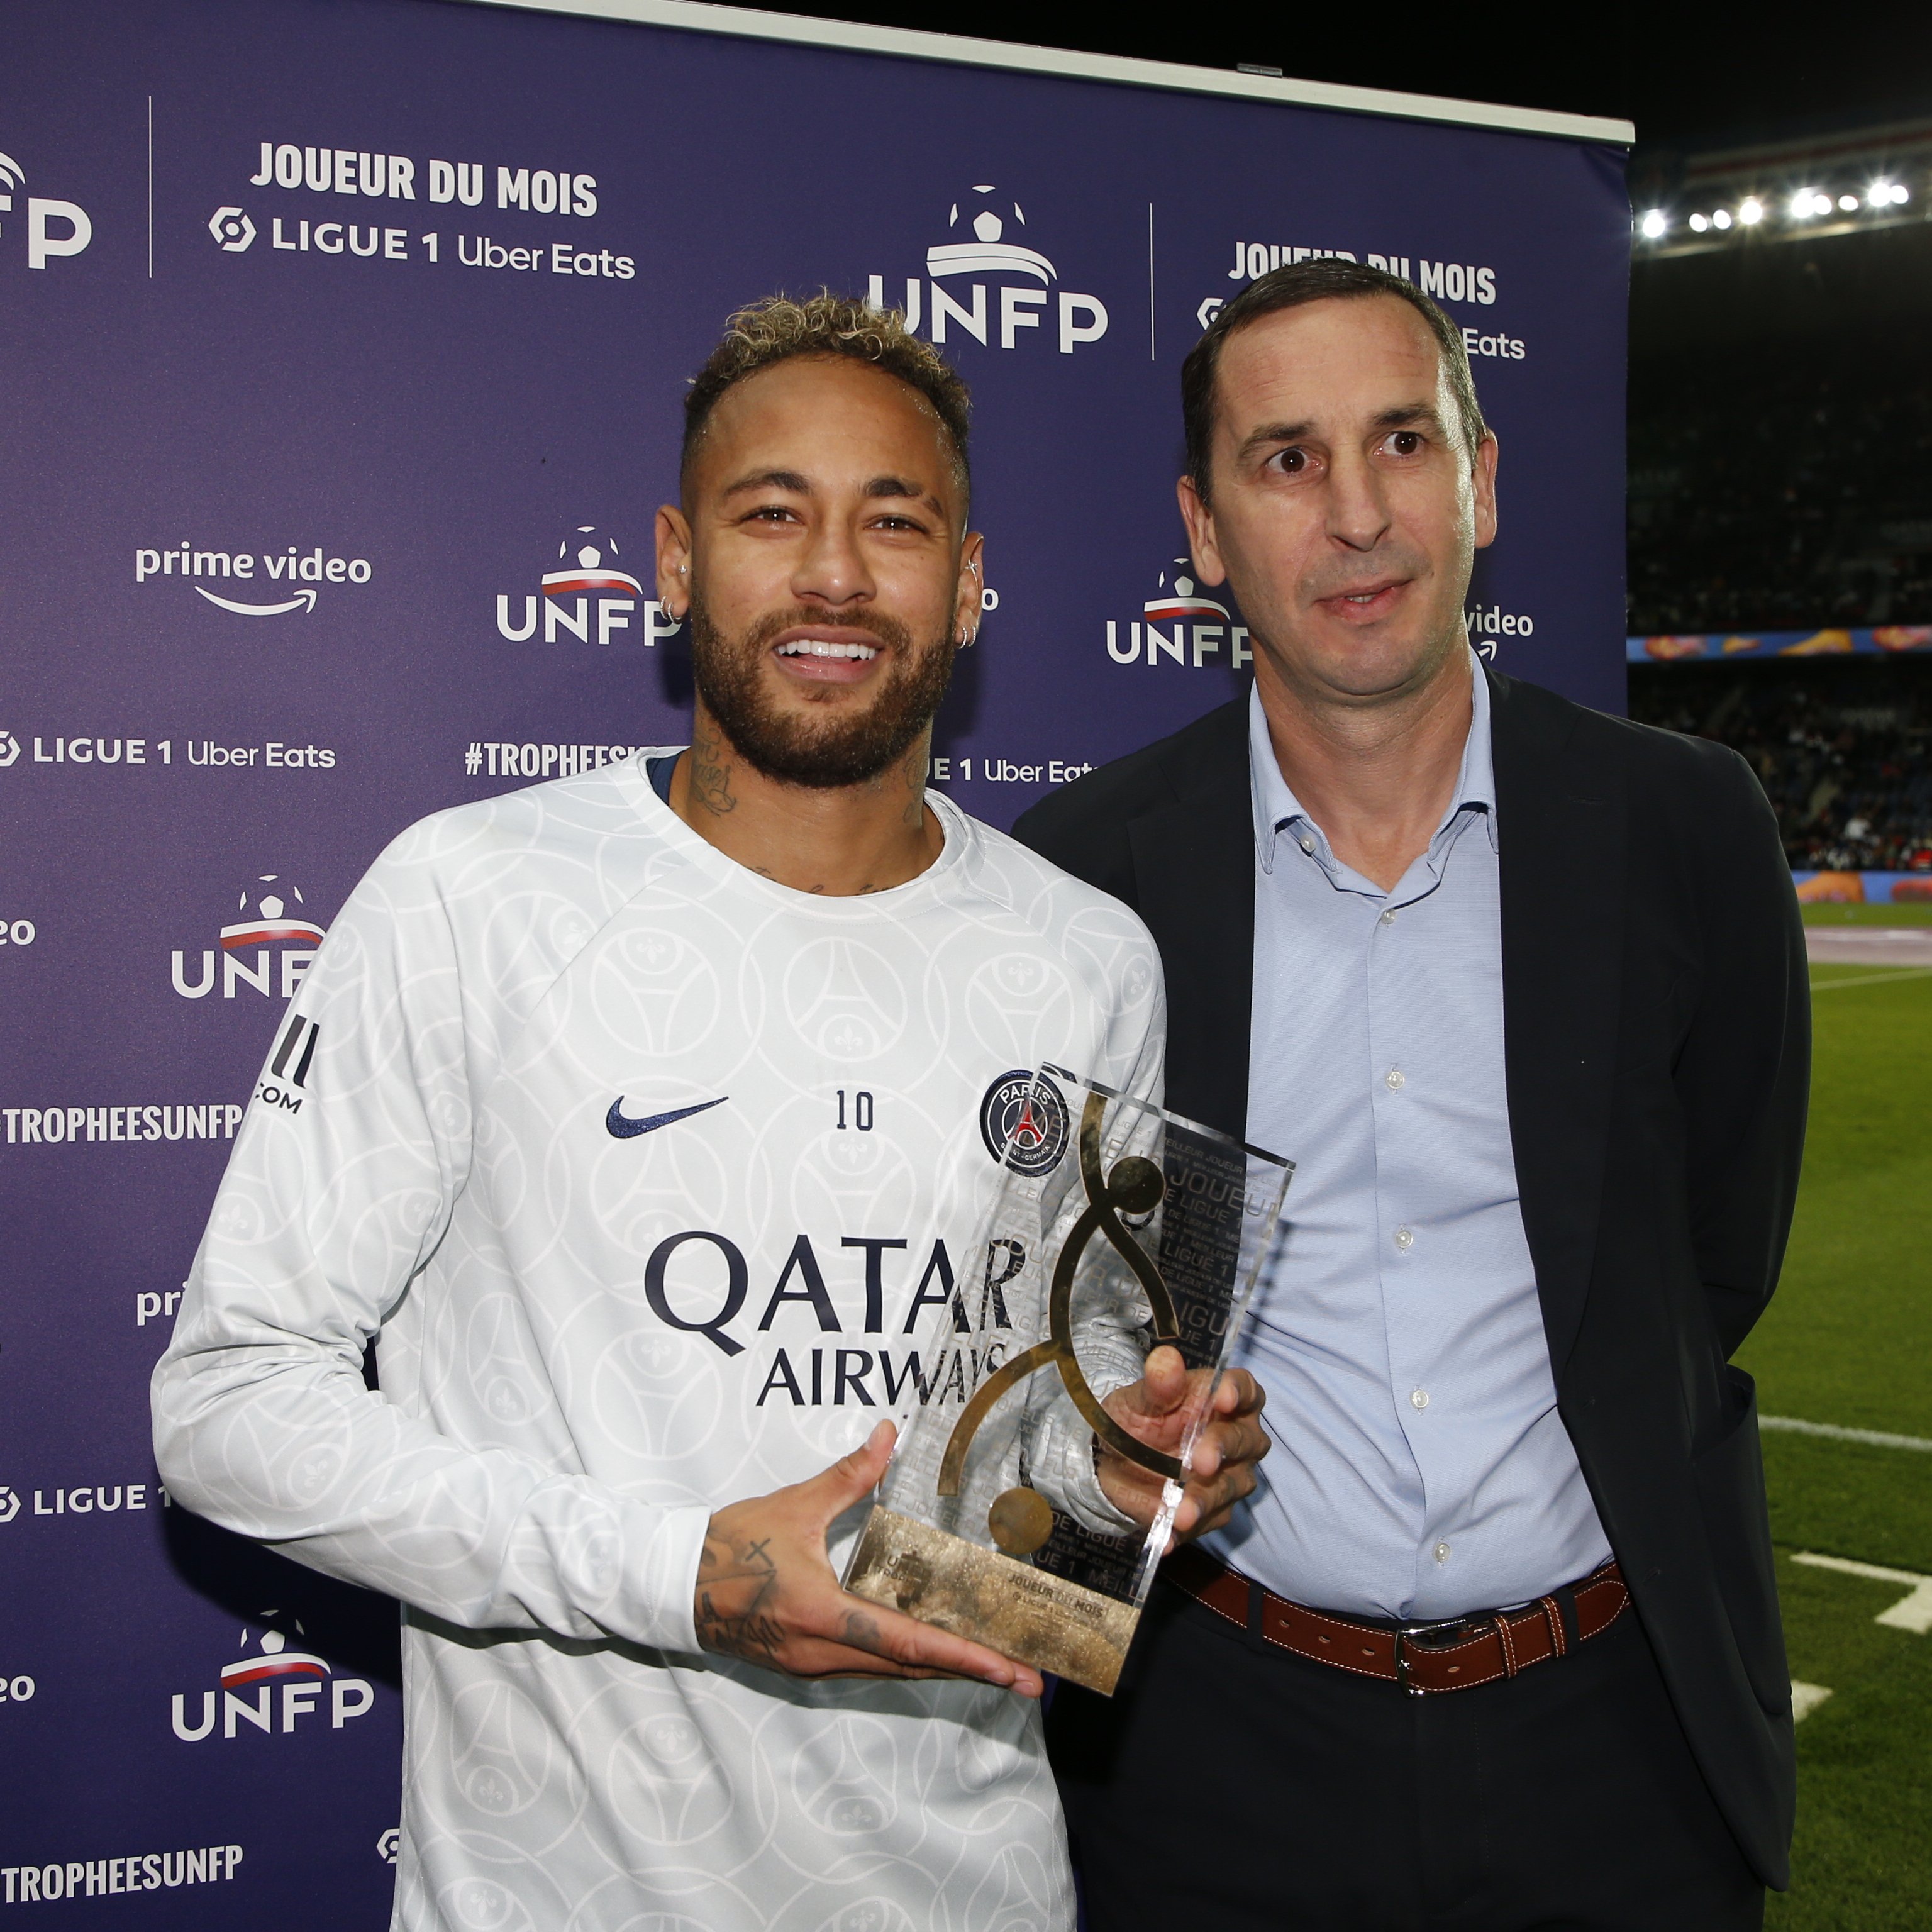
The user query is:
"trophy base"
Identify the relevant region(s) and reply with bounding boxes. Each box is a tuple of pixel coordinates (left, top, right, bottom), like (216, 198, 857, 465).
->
(845, 1505, 1137, 1695)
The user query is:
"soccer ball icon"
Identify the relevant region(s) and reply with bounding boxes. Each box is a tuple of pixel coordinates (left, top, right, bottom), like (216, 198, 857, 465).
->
(559, 525, 624, 571)
(221, 874, 324, 950)
(543, 525, 643, 596)
(951, 186, 1027, 244)
(930, 187, 1055, 286)
(242, 875, 305, 923)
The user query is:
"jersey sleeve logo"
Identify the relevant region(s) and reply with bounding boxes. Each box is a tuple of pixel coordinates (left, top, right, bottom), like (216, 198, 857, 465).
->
(255, 1014, 319, 1117)
(978, 1070, 1069, 1175)
(269, 1014, 320, 1089)
(605, 1095, 729, 1140)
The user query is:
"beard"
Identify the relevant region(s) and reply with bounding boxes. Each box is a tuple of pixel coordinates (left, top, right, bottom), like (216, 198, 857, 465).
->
(687, 593, 958, 789)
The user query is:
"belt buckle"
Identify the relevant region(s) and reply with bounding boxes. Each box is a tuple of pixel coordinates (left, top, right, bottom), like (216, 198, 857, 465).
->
(1392, 1630, 1420, 1697)
(1393, 1614, 1486, 1697)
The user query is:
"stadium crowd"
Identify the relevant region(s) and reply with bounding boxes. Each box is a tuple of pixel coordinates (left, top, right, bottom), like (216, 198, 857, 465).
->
(1627, 340, 1932, 638)
(1629, 662, 1932, 873)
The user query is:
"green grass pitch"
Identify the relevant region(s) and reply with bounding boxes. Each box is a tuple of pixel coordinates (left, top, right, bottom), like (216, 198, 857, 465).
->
(1743, 923, 1932, 1928)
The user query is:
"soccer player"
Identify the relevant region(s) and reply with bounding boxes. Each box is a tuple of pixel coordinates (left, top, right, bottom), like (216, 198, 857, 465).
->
(153, 294, 1267, 1932)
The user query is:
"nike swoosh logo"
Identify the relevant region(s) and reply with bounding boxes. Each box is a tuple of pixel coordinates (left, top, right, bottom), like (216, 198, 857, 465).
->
(605, 1095, 728, 1140)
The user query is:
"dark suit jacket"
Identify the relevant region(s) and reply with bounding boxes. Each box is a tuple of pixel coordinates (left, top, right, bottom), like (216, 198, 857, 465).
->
(1012, 667, 1808, 1887)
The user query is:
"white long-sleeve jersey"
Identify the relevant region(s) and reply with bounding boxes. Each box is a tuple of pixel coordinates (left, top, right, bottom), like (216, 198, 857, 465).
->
(152, 753, 1163, 1932)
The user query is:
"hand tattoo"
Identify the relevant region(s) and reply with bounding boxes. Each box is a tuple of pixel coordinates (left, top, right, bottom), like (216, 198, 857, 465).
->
(838, 1607, 890, 1659)
(695, 1529, 783, 1663)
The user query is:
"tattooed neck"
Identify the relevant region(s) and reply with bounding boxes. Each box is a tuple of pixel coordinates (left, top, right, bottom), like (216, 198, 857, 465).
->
(901, 742, 929, 829)
(687, 718, 738, 819)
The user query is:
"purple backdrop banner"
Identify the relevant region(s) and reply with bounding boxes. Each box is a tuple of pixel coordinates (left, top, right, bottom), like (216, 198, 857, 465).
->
(0, 2, 1629, 1919)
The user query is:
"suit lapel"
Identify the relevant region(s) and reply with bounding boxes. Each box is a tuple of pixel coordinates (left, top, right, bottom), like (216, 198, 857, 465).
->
(1127, 701, 1255, 1141)
(1490, 669, 1626, 1380)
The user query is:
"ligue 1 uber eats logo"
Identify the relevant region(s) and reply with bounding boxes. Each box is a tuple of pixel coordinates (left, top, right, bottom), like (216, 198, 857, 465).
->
(171, 874, 326, 1002)
(865, 185, 1109, 355)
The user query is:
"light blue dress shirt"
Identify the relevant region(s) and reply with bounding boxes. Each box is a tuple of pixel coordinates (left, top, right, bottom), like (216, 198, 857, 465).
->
(1205, 657, 1611, 1621)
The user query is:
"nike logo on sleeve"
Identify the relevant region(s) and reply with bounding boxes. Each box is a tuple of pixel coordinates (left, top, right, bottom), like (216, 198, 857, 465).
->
(604, 1095, 729, 1140)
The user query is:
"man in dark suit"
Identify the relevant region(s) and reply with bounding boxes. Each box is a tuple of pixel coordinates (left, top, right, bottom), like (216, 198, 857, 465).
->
(1014, 259, 1807, 1931)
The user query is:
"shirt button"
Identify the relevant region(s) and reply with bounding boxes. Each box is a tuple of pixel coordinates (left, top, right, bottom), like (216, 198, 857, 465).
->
(1394, 1226, 1414, 1252)
(1434, 1541, 1452, 1563)
(1299, 835, 1315, 854)
(1410, 1387, 1429, 1410)
(1379, 908, 1397, 926)
(1385, 1067, 1406, 1091)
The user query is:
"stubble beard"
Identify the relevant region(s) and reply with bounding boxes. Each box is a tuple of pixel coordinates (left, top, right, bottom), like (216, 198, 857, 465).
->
(688, 593, 957, 789)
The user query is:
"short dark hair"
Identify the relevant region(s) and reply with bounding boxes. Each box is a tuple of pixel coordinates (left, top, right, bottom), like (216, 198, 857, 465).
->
(682, 292, 971, 501)
(1180, 259, 1487, 501)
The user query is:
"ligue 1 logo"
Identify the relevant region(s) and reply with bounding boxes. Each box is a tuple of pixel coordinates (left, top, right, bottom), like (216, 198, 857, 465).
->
(866, 184, 1109, 356)
(172, 874, 326, 1002)
(494, 523, 682, 648)
(1106, 558, 1253, 670)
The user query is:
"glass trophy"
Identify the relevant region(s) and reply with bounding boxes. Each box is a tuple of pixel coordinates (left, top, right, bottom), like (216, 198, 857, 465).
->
(843, 1064, 1292, 1694)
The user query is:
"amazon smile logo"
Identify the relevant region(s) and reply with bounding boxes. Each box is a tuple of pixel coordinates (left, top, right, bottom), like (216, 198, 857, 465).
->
(605, 1095, 728, 1140)
(135, 540, 373, 616)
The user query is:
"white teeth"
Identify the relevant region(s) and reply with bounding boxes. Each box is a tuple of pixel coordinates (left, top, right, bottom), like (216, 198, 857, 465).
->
(775, 638, 879, 660)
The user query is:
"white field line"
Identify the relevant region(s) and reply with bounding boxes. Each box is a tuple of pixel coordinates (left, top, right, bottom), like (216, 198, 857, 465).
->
(1790, 1552, 1932, 1633)
(1762, 1414, 1932, 1452)
(1808, 966, 1932, 992)
(1790, 1680, 1834, 1722)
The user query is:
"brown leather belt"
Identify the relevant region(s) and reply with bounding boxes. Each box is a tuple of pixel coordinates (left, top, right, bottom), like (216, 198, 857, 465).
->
(1163, 1545, 1629, 1696)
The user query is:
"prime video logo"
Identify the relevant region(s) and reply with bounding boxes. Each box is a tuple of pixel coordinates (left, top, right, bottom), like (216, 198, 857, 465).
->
(136, 540, 372, 617)
(866, 186, 1108, 354)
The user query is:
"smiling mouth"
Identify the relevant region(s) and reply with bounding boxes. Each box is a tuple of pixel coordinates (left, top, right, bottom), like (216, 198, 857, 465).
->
(774, 638, 880, 661)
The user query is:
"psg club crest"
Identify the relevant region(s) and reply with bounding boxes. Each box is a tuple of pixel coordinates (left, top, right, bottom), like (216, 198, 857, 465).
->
(978, 1069, 1070, 1175)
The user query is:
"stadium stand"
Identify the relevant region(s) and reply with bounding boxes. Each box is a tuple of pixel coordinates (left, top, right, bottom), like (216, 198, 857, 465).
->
(1628, 658, 1932, 872)
(1628, 341, 1932, 637)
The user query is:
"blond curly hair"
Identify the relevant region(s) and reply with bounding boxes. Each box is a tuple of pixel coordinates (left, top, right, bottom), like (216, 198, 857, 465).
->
(682, 292, 971, 497)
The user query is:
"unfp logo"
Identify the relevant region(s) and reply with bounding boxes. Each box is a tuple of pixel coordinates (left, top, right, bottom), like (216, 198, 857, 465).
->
(0, 149, 92, 270)
(170, 1613, 374, 1743)
(866, 185, 1109, 355)
(172, 874, 326, 1002)
(1105, 558, 1253, 670)
(494, 524, 682, 648)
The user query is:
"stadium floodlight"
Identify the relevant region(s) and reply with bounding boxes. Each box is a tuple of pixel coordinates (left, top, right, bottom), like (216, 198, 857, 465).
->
(1689, 213, 1711, 232)
(1790, 190, 1819, 218)
(1739, 197, 1764, 225)
(1640, 209, 1668, 238)
(1713, 209, 1733, 229)
(1892, 183, 1911, 204)
(1839, 194, 1860, 212)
